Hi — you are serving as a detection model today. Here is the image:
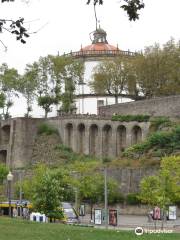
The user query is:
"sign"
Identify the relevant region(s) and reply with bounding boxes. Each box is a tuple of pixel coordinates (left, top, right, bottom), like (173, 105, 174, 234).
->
(168, 206, 176, 220)
(94, 209, 102, 225)
(109, 209, 117, 226)
(153, 206, 161, 220)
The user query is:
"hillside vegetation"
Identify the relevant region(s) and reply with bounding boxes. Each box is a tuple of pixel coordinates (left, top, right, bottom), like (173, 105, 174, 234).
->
(109, 117, 179, 168)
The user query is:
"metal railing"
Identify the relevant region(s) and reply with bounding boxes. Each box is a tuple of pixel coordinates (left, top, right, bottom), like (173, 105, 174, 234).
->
(64, 49, 136, 58)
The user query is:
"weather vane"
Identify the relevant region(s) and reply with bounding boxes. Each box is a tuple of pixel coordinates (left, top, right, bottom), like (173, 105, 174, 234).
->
(94, 4, 98, 30)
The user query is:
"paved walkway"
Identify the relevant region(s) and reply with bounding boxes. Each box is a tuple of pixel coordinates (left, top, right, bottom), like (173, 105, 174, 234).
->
(79, 214, 180, 231)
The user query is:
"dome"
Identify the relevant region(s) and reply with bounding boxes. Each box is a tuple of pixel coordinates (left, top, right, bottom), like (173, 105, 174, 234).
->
(65, 26, 136, 59)
(81, 43, 119, 51)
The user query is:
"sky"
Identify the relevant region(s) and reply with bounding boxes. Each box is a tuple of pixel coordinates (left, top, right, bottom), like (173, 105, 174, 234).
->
(0, 0, 180, 117)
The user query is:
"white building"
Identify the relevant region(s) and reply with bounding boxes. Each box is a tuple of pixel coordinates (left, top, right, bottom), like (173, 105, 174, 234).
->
(65, 26, 136, 114)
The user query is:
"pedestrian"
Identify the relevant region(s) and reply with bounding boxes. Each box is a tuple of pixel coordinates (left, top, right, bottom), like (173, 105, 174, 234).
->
(13, 207, 18, 218)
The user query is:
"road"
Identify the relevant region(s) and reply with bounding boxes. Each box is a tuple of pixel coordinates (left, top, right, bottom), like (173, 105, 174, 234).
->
(79, 214, 180, 231)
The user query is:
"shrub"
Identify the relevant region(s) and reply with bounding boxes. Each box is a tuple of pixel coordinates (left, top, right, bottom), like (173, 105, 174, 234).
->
(123, 142, 150, 158)
(112, 115, 150, 122)
(150, 116, 171, 130)
(148, 131, 173, 147)
(0, 163, 8, 184)
(37, 123, 58, 135)
(126, 193, 141, 205)
(109, 192, 125, 204)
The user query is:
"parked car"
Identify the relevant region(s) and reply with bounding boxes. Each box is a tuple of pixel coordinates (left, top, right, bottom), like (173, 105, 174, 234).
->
(62, 202, 80, 224)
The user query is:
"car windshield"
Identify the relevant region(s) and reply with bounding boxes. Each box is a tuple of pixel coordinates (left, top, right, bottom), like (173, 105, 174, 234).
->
(64, 208, 77, 218)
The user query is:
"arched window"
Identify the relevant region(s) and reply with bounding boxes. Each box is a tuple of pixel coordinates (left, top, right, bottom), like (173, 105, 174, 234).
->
(102, 125, 112, 157)
(77, 124, 85, 154)
(131, 126, 142, 145)
(65, 123, 73, 149)
(89, 124, 98, 156)
(0, 150, 7, 164)
(116, 125, 126, 156)
(1, 125, 10, 144)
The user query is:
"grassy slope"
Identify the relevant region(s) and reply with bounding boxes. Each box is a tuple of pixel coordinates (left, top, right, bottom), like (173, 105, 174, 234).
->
(0, 218, 179, 240)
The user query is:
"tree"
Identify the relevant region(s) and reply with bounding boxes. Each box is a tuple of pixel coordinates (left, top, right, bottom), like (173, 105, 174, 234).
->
(33, 170, 64, 220)
(50, 55, 84, 113)
(123, 39, 180, 99)
(0, 163, 8, 201)
(90, 57, 130, 104)
(87, 0, 145, 21)
(19, 164, 74, 219)
(35, 56, 56, 118)
(139, 156, 180, 228)
(0, 163, 8, 184)
(0, 63, 19, 119)
(38, 95, 57, 118)
(18, 63, 39, 117)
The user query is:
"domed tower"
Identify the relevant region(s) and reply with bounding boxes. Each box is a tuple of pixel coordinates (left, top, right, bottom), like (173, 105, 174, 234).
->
(65, 26, 136, 114)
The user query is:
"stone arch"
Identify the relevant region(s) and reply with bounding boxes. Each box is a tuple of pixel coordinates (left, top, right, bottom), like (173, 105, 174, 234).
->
(1, 125, 10, 144)
(131, 126, 142, 145)
(65, 123, 73, 149)
(102, 124, 112, 157)
(0, 150, 7, 164)
(89, 124, 98, 156)
(77, 123, 85, 154)
(116, 125, 126, 156)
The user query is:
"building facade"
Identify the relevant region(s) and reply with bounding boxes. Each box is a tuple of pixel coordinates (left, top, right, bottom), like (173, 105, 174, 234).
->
(65, 26, 135, 114)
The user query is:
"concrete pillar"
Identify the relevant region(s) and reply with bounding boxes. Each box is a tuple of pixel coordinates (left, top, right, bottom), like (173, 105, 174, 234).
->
(142, 124, 150, 141)
(84, 126, 90, 155)
(97, 126, 103, 158)
(125, 125, 132, 148)
(111, 126, 117, 158)
(72, 123, 78, 152)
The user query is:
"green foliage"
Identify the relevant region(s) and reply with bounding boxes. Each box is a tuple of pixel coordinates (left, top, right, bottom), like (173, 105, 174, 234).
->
(150, 116, 171, 130)
(54, 144, 98, 163)
(18, 63, 39, 117)
(148, 131, 173, 148)
(78, 173, 123, 204)
(0, 92, 6, 109)
(14, 178, 33, 201)
(139, 156, 180, 210)
(126, 193, 141, 205)
(0, 163, 8, 184)
(124, 125, 180, 158)
(46, 209, 64, 220)
(123, 142, 150, 158)
(37, 123, 58, 135)
(112, 114, 150, 122)
(0, 63, 19, 119)
(38, 96, 57, 118)
(32, 167, 67, 217)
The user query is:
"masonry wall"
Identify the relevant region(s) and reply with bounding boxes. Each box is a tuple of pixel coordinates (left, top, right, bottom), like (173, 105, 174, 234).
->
(47, 116, 150, 159)
(0, 118, 44, 169)
(99, 95, 180, 117)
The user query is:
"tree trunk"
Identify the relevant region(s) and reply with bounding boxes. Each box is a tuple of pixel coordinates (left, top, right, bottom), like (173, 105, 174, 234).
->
(45, 110, 48, 118)
(115, 95, 118, 104)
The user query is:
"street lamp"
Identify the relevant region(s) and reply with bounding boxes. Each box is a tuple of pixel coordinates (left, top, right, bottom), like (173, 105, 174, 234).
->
(7, 171, 13, 217)
(104, 167, 108, 229)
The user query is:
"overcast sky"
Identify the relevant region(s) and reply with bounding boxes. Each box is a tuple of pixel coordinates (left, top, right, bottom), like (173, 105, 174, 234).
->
(0, 0, 180, 73)
(0, 0, 180, 117)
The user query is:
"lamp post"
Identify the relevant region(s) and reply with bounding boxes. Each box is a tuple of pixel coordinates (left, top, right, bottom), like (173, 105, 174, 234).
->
(7, 171, 13, 217)
(104, 167, 108, 229)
